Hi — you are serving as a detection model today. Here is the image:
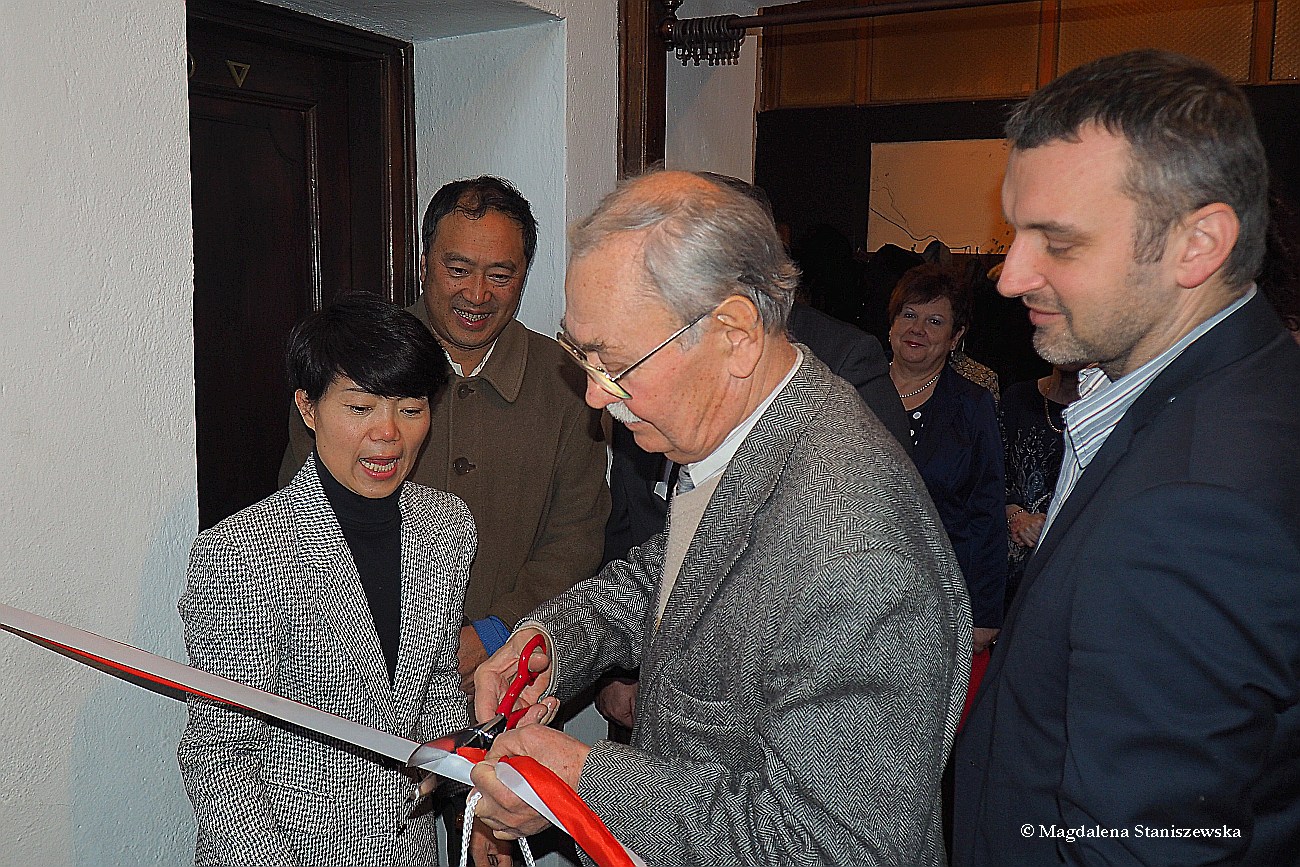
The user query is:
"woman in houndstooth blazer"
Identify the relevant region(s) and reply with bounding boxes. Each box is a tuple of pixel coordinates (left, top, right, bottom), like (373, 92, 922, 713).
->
(178, 297, 474, 866)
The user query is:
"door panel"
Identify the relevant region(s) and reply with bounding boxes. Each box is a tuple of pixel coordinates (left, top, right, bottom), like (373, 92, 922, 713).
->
(191, 92, 313, 528)
(187, 1, 415, 529)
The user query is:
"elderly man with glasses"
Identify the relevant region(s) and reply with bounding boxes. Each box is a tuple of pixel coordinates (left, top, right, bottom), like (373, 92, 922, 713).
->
(466, 170, 972, 867)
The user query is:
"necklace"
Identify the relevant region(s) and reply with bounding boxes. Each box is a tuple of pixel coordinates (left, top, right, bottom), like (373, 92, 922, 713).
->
(1044, 393, 1063, 434)
(894, 365, 942, 399)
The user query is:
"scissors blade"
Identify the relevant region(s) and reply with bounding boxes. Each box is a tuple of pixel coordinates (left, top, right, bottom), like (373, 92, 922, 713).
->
(0, 602, 420, 765)
(411, 715, 506, 765)
(406, 741, 453, 769)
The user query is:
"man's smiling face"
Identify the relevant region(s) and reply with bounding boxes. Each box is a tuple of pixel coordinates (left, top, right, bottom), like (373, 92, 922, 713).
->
(420, 207, 528, 371)
(997, 125, 1183, 379)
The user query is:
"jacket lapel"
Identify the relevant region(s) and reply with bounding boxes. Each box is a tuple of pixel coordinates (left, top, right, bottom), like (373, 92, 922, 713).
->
(392, 486, 438, 734)
(1001, 412, 1131, 631)
(291, 457, 397, 729)
(911, 365, 960, 473)
(646, 353, 825, 667)
(1008, 292, 1283, 623)
(648, 472, 754, 665)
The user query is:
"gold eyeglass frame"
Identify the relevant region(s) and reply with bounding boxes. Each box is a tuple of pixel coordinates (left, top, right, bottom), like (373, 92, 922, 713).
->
(557, 308, 712, 401)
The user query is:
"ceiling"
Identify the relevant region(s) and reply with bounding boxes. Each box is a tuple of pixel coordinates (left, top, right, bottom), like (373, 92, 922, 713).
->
(273, 0, 558, 41)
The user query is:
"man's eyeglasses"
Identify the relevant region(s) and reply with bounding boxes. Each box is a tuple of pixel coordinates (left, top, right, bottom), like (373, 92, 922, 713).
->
(557, 309, 712, 400)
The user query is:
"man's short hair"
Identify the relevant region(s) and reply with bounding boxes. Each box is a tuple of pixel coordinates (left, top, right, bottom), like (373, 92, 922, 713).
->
(568, 170, 798, 334)
(421, 176, 538, 269)
(287, 293, 447, 402)
(1006, 49, 1268, 289)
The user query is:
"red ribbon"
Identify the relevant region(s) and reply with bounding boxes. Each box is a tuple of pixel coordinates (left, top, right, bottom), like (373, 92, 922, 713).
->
(458, 747, 637, 867)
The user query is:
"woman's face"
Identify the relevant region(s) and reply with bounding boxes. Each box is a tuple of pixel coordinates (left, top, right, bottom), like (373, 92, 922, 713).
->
(294, 375, 430, 498)
(889, 295, 965, 372)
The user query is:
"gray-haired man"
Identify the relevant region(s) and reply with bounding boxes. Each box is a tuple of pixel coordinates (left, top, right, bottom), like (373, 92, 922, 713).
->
(468, 170, 971, 866)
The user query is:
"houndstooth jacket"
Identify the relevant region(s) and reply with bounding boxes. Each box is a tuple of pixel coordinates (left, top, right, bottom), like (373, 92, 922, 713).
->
(177, 457, 473, 867)
(530, 350, 973, 867)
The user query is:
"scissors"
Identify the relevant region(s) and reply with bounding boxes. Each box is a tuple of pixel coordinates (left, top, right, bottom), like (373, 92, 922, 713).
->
(407, 632, 549, 771)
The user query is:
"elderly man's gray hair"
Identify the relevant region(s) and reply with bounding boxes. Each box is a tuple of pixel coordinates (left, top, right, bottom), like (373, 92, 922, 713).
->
(568, 170, 799, 334)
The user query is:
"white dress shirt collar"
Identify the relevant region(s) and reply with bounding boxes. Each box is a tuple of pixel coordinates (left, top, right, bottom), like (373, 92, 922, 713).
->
(444, 340, 496, 378)
(684, 348, 803, 488)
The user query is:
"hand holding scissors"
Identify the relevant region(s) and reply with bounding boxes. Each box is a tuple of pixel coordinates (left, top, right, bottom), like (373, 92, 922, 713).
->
(405, 631, 554, 807)
(410, 631, 552, 768)
(472, 628, 554, 727)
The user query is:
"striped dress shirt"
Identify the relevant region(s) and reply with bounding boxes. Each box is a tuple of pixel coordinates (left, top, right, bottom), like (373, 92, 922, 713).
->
(1040, 286, 1256, 543)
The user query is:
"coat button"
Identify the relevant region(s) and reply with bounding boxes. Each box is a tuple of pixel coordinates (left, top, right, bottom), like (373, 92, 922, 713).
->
(457, 382, 474, 399)
(453, 457, 476, 475)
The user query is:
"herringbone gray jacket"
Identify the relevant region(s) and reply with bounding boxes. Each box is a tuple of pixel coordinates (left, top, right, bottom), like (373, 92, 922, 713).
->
(177, 457, 473, 867)
(530, 351, 973, 866)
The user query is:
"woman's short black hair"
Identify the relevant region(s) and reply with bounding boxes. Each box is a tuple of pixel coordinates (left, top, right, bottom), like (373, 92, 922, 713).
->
(888, 263, 973, 335)
(287, 294, 447, 403)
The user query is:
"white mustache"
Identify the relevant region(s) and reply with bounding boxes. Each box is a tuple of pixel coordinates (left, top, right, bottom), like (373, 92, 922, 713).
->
(607, 401, 644, 425)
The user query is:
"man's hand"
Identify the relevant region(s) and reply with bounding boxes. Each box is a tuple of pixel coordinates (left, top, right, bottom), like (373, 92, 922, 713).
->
(458, 625, 490, 696)
(469, 724, 591, 841)
(595, 677, 638, 729)
(469, 817, 513, 867)
(973, 627, 1000, 655)
(472, 627, 552, 724)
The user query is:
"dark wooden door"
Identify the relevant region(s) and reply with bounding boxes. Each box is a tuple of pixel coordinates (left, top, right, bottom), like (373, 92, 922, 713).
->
(187, 0, 417, 529)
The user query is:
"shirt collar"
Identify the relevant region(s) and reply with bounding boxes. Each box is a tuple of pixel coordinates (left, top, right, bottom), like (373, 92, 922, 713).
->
(445, 341, 496, 377)
(409, 296, 528, 403)
(685, 347, 803, 487)
(1066, 285, 1255, 468)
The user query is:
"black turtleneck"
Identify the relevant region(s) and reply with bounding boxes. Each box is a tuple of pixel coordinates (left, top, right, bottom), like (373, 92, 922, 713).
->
(315, 454, 403, 682)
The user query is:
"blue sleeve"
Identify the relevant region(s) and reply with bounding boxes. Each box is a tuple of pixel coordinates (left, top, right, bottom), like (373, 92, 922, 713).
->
(472, 615, 511, 656)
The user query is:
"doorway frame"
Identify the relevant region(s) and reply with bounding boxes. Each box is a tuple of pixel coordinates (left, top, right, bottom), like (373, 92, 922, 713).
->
(188, 0, 420, 304)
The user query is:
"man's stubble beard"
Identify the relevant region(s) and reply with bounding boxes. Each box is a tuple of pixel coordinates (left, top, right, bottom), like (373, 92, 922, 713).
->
(1030, 259, 1164, 375)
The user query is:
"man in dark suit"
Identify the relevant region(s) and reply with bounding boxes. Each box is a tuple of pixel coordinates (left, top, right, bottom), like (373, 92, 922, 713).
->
(788, 301, 911, 447)
(469, 170, 971, 866)
(954, 50, 1300, 865)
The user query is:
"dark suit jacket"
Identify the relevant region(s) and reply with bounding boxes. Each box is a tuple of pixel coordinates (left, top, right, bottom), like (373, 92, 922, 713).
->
(602, 423, 673, 566)
(954, 293, 1300, 866)
(603, 306, 910, 564)
(914, 364, 1007, 629)
(788, 302, 911, 450)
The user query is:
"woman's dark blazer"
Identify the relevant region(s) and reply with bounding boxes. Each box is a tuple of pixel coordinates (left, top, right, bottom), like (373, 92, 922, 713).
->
(912, 363, 1007, 628)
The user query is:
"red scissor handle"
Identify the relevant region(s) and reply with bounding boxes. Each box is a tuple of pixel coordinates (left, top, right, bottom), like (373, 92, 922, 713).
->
(496, 633, 548, 725)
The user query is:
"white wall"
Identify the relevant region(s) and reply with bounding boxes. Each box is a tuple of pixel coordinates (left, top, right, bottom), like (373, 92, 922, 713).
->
(664, 0, 760, 181)
(0, 2, 197, 865)
(414, 0, 619, 333)
(415, 23, 569, 331)
(531, 0, 620, 239)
